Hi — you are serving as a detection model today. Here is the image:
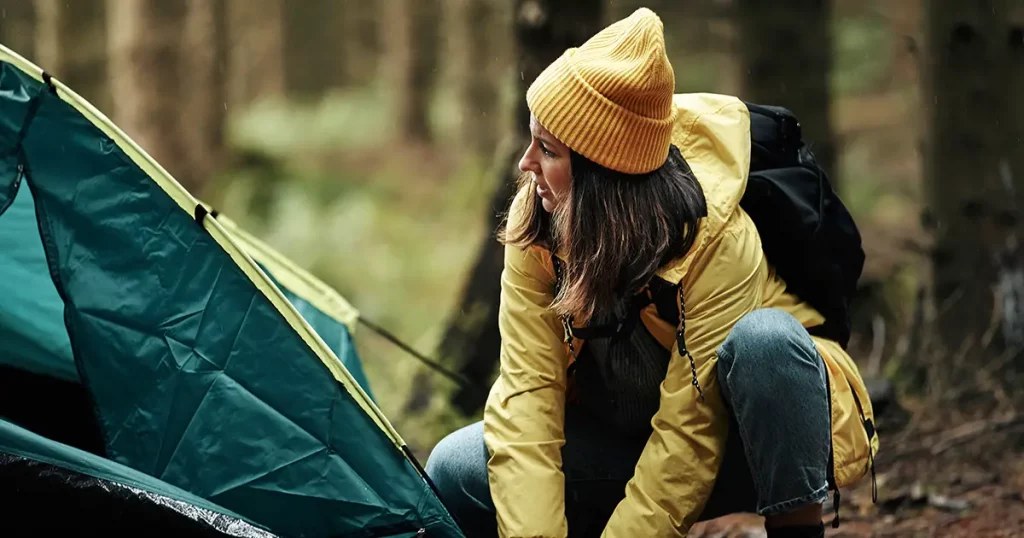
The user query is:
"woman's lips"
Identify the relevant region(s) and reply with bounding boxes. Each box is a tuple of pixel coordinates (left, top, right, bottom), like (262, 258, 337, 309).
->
(536, 184, 550, 198)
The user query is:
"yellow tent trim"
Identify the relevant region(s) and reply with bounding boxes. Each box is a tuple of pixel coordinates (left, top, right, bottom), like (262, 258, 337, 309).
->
(0, 44, 405, 448)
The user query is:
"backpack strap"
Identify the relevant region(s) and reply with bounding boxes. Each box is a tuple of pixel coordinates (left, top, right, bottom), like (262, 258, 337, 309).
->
(631, 275, 706, 401)
(552, 256, 657, 343)
(565, 292, 651, 342)
(553, 258, 707, 402)
(647, 275, 681, 327)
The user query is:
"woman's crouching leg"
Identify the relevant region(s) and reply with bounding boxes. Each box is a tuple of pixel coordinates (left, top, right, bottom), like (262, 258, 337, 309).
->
(424, 421, 498, 538)
(716, 308, 831, 533)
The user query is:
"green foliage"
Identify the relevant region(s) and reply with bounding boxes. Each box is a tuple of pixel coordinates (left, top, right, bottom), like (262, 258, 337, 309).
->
(229, 84, 396, 156)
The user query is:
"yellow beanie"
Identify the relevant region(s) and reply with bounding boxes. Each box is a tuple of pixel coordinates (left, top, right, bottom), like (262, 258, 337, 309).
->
(526, 7, 676, 175)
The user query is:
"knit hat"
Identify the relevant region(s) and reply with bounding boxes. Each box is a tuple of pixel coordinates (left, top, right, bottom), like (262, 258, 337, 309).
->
(526, 8, 677, 175)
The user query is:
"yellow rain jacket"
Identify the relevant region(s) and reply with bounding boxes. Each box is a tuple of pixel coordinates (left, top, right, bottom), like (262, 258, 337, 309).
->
(482, 93, 879, 538)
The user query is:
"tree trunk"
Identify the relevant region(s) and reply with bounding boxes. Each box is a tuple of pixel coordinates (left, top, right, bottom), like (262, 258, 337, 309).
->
(449, 0, 509, 159)
(736, 0, 837, 186)
(282, 0, 348, 100)
(613, 0, 738, 94)
(181, 0, 228, 192)
(33, 0, 111, 114)
(426, 0, 605, 417)
(340, 0, 381, 87)
(1009, 4, 1024, 222)
(0, 1, 37, 61)
(225, 0, 285, 109)
(384, 0, 440, 143)
(923, 0, 1024, 362)
(107, 1, 194, 190)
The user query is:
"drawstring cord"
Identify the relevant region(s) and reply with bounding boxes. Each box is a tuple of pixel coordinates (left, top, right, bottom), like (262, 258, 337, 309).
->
(677, 286, 705, 402)
(870, 448, 878, 503)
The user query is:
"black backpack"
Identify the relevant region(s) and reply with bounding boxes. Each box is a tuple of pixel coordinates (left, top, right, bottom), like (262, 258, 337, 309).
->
(739, 102, 864, 348)
(560, 101, 864, 350)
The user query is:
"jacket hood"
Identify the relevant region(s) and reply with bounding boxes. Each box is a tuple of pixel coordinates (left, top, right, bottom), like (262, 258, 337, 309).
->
(650, 93, 751, 284)
(669, 93, 752, 237)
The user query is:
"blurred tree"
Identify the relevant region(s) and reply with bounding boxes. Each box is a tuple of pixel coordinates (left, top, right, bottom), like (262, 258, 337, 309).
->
(384, 0, 440, 143)
(430, 0, 605, 416)
(283, 0, 346, 100)
(182, 0, 228, 190)
(1010, 5, 1024, 224)
(736, 0, 837, 187)
(34, 0, 111, 113)
(340, 0, 381, 88)
(226, 0, 285, 108)
(448, 0, 509, 159)
(281, 0, 380, 99)
(107, 1, 190, 187)
(923, 0, 1024, 364)
(614, 0, 741, 94)
(0, 1, 36, 60)
(109, 0, 225, 196)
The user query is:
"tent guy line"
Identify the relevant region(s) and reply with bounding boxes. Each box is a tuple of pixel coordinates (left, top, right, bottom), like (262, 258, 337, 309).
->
(356, 315, 476, 390)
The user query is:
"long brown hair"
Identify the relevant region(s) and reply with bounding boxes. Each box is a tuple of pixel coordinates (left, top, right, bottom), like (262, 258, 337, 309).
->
(501, 144, 707, 323)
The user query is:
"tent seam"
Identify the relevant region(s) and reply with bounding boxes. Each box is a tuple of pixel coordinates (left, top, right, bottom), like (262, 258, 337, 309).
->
(18, 141, 114, 461)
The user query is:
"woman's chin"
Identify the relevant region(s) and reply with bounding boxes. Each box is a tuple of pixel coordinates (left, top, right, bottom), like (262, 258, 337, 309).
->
(540, 198, 556, 213)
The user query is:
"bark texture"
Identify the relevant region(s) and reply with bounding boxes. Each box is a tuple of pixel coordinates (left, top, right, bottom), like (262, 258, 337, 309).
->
(923, 0, 1024, 359)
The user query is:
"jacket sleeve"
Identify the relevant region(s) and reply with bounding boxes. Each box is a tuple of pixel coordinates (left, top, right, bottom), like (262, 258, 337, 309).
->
(483, 241, 570, 538)
(601, 228, 766, 537)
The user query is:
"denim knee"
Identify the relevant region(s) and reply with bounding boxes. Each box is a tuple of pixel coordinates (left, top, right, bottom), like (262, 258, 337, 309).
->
(424, 421, 493, 516)
(426, 422, 479, 495)
(714, 308, 831, 514)
(716, 308, 825, 401)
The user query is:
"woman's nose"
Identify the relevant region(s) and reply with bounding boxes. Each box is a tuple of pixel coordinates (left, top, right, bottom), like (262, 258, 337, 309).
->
(518, 148, 537, 174)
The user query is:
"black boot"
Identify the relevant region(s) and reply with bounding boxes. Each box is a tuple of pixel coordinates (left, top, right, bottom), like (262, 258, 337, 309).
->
(766, 523, 825, 538)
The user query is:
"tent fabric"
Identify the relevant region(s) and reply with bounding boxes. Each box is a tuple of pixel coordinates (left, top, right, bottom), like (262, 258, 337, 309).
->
(0, 417, 277, 537)
(0, 163, 374, 400)
(0, 175, 76, 381)
(213, 212, 375, 400)
(0, 45, 461, 538)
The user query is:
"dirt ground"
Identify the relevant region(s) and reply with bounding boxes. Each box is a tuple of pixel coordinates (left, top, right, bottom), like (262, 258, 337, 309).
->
(689, 396, 1024, 538)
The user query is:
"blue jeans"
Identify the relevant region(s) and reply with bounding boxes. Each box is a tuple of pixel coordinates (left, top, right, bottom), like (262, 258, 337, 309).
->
(426, 308, 831, 537)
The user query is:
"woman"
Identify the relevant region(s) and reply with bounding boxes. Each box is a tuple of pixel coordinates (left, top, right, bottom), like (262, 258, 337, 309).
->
(425, 8, 878, 538)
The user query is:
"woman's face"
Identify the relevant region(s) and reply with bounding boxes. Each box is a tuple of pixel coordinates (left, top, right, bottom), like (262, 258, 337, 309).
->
(519, 114, 572, 213)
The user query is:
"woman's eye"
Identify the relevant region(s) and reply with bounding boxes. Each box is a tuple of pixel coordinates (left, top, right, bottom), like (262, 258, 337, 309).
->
(540, 145, 555, 157)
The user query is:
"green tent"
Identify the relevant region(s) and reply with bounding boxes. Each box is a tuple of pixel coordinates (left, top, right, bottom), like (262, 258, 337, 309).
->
(0, 45, 463, 537)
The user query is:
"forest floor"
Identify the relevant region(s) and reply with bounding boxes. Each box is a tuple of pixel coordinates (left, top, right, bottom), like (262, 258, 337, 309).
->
(690, 393, 1024, 538)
